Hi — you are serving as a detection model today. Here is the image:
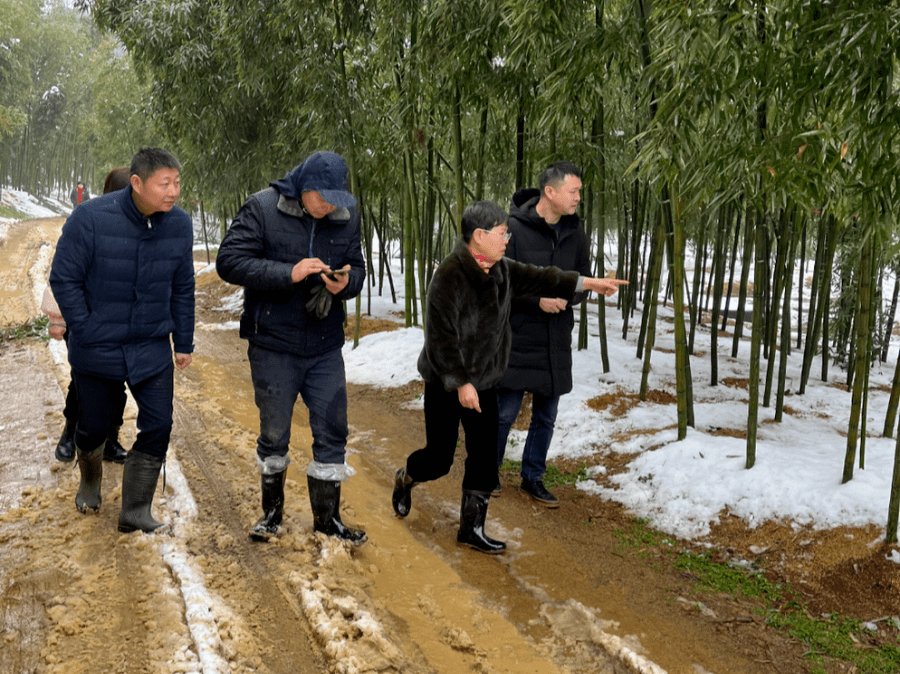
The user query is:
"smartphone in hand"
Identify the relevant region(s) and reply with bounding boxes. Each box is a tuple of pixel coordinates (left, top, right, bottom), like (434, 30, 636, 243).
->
(326, 268, 349, 281)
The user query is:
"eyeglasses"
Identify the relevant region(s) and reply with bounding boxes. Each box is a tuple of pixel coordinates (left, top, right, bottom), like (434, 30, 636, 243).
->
(481, 228, 511, 241)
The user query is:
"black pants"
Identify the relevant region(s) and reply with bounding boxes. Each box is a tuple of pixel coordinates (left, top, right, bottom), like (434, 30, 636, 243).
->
(405, 380, 499, 493)
(72, 363, 174, 459)
(62, 331, 127, 430)
(62, 376, 127, 431)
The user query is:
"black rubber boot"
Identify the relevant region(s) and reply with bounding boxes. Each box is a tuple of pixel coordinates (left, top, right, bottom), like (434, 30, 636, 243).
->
(391, 467, 417, 517)
(75, 443, 104, 513)
(457, 490, 506, 554)
(55, 418, 76, 463)
(104, 426, 128, 464)
(118, 451, 169, 534)
(307, 475, 367, 546)
(249, 470, 287, 542)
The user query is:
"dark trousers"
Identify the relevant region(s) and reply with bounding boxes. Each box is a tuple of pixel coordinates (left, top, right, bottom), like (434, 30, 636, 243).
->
(496, 387, 560, 482)
(247, 343, 348, 465)
(72, 363, 174, 459)
(63, 375, 127, 431)
(62, 331, 127, 430)
(405, 380, 499, 493)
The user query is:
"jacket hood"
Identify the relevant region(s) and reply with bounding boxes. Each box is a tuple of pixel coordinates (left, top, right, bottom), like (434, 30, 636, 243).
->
(510, 187, 541, 215)
(510, 186, 580, 233)
(270, 151, 357, 208)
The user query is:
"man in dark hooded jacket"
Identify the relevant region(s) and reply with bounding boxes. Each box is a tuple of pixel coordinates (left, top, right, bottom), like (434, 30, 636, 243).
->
(216, 151, 367, 545)
(496, 161, 593, 508)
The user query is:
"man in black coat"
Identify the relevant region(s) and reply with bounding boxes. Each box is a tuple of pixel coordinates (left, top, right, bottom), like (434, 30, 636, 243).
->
(216, 151, 367, 546)
(496, 161, 593, 508)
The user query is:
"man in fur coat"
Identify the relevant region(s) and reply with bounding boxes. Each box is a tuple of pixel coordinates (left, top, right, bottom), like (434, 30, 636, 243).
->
(391, 201, 625, 554)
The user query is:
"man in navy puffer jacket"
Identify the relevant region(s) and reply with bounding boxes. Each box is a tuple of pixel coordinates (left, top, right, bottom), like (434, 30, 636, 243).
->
(216, 151, 366, 545)
(50, 147, 195, 534)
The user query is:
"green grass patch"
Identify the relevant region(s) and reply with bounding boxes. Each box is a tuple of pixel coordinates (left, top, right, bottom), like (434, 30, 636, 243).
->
(614, 517, 900, 673)
(0, 203, 32, 219)
(499, 459, 589, 489)
(674, 549, 784, 601)
(613, 517, 675, 557)
(767, 606, 900, 674)
(543, 462, 589, 488)
(0, 315, 50, 343)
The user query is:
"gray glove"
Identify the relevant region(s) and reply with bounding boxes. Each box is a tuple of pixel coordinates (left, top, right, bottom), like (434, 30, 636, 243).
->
(305, 286, 332, 319)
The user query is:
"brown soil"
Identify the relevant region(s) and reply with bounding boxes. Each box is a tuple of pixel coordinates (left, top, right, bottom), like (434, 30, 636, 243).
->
(0, 217, 898, 674)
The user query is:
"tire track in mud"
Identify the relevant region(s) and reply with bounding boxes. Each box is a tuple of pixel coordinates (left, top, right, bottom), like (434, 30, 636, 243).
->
(178, 326, 592, 674)
(169, 358, 329, 674)
(0, 342, 214, 674)
(2, 215, 801, 674)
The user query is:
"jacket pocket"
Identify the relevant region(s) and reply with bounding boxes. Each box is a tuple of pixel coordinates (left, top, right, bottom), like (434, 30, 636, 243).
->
(324, 237, 350, 269)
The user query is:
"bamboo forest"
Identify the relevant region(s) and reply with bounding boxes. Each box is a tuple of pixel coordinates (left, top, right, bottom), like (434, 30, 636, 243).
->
(3, 0, 900, 540)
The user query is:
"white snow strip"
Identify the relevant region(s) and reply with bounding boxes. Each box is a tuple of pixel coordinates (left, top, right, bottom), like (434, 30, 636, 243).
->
(158, 541, 229, 674)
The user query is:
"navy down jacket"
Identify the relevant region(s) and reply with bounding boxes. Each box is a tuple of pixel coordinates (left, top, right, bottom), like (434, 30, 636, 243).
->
(215, 187, 365, 357)
(49, 185, 195, 383)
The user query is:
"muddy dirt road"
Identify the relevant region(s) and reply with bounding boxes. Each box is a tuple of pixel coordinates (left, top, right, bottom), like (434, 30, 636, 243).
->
(0, 215, 833, 673)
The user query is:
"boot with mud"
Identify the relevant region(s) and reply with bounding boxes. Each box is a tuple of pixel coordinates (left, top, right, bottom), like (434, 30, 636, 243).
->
(118, 450, 170, 534)
(249, 470, 287, 541)
(55, 418, 76, 462)
(75, 443, 104, 513)
(104, 425, 128, 464)
(391, 467, 417, 517)
(457, 489, 506, 554)
(307, 475, 367, 546)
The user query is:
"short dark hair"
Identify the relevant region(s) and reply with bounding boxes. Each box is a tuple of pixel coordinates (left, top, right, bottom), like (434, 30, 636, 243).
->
(103, 166, 130, 194)
(130, 148, 182, 182)
(539, 161, 582, 191)
(460, 201, 507, 243)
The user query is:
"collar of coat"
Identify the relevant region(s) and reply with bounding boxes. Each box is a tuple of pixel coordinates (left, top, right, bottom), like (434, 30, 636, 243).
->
(277, 193, 350, 222)
(451, 239, 504, 285)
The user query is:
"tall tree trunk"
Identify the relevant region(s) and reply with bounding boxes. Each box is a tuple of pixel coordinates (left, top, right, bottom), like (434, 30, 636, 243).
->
(709, 204, 729, 386)
(579, 183, 593, 351)
(887, 431, 900, 543)
(882, 268, 900, 362)
(450, 81, 465, 230)
(799, 213, 826, 393)
(515, 91, 526, 192)
(775, 221, 798, 421)
(474, 104, 488, 202)
(747, 208, 766, 469)
(663, 184, 693, 437)
(843, 230, 874, 484)
(721, 207, 742, 332)
(732, 202, 755, 357)
(688, 232, 706, 354)
(640, 217, 665, 399)
(796, 218, 807, 349)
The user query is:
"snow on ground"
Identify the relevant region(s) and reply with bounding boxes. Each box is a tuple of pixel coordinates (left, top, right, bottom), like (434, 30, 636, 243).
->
(0, 186, 69, 219)
(10, 182, 899, 561)
(197, 229, 898, 565)
(7, 188, 898, 674)
(312, 250, 899, 563)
